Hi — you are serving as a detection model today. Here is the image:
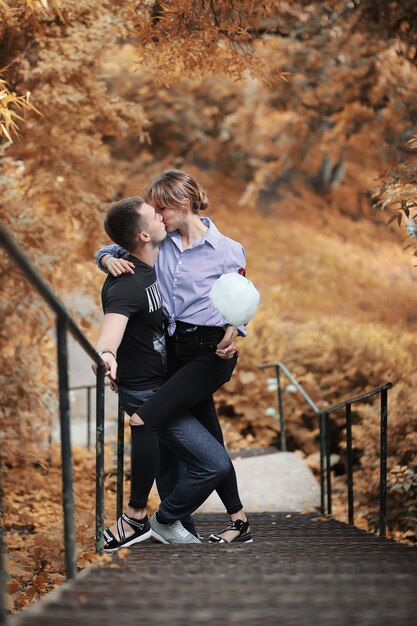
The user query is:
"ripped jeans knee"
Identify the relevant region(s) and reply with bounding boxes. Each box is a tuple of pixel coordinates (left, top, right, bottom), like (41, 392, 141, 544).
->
(129, 412, 144, 427)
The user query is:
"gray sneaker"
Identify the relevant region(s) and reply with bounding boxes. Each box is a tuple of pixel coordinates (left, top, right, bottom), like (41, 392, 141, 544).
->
(150, 514, 201, 544)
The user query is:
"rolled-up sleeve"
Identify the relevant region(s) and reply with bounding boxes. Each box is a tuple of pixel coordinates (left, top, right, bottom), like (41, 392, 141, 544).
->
(223, 241, 246, 276)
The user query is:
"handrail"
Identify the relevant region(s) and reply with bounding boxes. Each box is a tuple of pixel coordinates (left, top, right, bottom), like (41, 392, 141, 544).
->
(0, 227, 100, 363)
(0, 225, 107, 623)
(0, 468, 5, 625)
(259, 361, 392, 537)
(319, 382, 393, 415)
(69, 383, 126, 520)
(259, 362, 320, 452)
(319, 382, 393, 537)
(70, 382, 112, 451)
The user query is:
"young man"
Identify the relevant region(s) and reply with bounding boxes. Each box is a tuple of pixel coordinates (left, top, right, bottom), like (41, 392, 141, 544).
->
(95, 196, 230, 551)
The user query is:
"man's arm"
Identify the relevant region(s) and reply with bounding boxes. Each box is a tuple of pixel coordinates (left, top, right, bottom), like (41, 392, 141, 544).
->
(94, 313, 129, 381)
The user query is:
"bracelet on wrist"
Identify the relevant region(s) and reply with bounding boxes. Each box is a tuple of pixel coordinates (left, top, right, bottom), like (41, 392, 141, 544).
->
(98, 349, 116, 359)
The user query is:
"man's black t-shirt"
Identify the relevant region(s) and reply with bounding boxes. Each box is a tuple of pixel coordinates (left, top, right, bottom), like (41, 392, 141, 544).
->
(101, 255, 168, 390)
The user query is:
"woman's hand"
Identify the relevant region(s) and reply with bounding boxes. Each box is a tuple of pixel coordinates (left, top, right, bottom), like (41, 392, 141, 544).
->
(216, 325, 239, 360)
(103, 255, 135, 276)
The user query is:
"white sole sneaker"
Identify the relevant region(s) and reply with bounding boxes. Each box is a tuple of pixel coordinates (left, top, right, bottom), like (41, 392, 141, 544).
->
(151, 529, 170, 544)
(104, 528, 152, 553)
(149, 514, 201, 544)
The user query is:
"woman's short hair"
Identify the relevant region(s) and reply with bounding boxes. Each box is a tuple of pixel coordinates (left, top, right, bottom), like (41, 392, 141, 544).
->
(146, 169, 208, 214)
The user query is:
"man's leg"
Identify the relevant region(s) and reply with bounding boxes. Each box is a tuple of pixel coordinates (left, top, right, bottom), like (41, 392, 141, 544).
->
(156, 442, 198, 536)
(136, 357, 248, 541)
(104, 388, 230, 547)
(102, 388, 160, 550)
(192, 397, 243, 510)
(154, 413, 231, 526)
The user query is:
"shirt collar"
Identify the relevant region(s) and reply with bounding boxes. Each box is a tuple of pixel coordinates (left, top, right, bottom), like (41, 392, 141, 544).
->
(168, 217, 220, 250)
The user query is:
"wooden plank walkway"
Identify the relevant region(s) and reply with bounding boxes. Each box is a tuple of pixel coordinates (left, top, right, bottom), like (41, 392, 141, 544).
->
(14, 513, 417, 626)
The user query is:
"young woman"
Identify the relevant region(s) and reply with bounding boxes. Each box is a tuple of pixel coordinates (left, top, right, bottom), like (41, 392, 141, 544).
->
(97, 169, 251, 544)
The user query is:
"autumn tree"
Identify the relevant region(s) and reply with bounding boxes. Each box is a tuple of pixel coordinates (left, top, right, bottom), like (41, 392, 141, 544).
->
(0, 0, 416, 473)
(0, 0, 282, 450)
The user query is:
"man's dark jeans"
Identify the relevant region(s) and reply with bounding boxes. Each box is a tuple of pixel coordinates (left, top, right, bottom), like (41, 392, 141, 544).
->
(136, 328, 244, 515)
(119, 387, 231, 533)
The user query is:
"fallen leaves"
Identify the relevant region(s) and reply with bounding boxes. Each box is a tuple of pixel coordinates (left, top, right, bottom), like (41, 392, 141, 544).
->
(2, 441, 160, 614)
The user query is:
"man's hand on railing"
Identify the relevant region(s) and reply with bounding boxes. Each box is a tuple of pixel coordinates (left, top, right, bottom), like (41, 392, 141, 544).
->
(92, 352, 119, 392)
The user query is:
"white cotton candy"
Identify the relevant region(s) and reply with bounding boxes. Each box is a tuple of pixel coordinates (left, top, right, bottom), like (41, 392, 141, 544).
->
(209, 273, 260, 326)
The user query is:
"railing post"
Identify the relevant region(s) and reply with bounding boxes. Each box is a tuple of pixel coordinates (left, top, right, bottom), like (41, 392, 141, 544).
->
(325, 413, 332, 514)
(380, 388, 388, 537)
(345, 403, 354, 525)
(319, 412, 326, 514)
(56, 316, 76, 580)
(0, 463, 6, 624)
(116, 397, 125, 519)
(95, 366, 105, 555)
(86, 386, 92, 452)
(275, 365, 286, 452)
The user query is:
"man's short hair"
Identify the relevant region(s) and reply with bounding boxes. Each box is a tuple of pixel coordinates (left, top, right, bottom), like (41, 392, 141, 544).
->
(104, 197, 147, 251)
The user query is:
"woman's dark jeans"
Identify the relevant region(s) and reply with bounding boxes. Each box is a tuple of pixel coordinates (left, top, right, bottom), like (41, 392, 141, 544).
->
(119, 387, 230, 527)
(134, 324, 244, 516)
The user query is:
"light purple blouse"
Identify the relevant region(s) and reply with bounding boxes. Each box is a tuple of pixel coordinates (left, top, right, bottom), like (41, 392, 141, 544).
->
(96, 217, 246, 335)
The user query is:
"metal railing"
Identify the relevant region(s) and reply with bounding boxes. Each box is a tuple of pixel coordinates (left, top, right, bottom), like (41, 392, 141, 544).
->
(69, 382, 114, 452)
(0, 225, 107, 623)
(259, 362, 392, 536)
(259, 362, 321, 451)
(319, 383, 392, 536)
(0, 468, 5, 624)
(69, 383, 126, 520)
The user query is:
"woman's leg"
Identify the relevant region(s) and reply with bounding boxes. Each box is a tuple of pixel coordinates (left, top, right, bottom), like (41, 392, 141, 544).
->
(119, 357, 236, 517)
(143, 349, 248, 532)
(137, 354, 236, 427)
(192, 397, 243, 514)
(165, 335, 249, 539)
(191, 396, 250, 542)
(166, 339, 245, 518)
(120, 339, 248, 539)
(108, 389, 230, 544)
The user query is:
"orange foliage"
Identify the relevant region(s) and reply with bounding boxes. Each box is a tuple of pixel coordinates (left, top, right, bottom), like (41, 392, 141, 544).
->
(3, 441, 159, 613)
